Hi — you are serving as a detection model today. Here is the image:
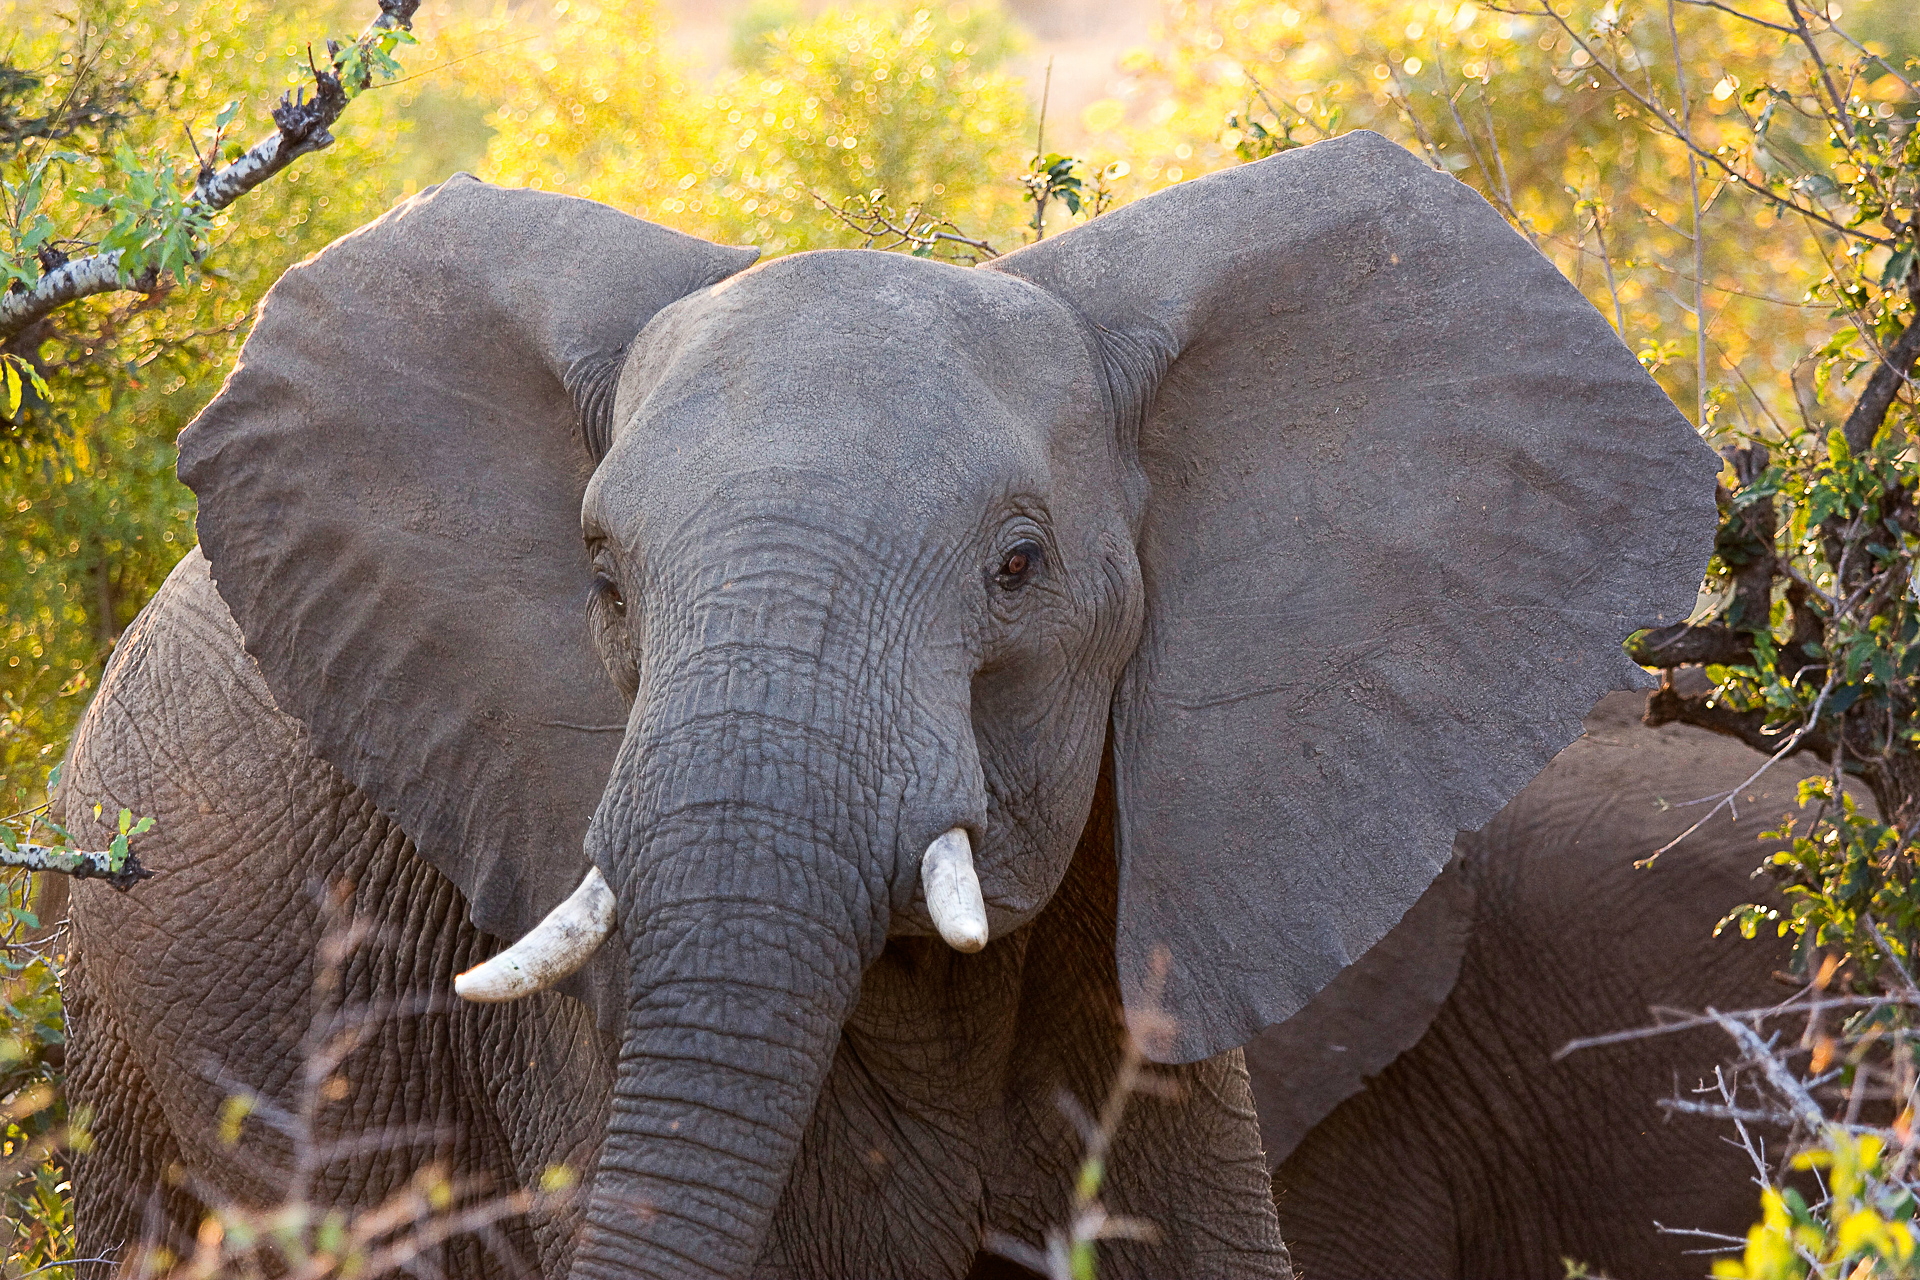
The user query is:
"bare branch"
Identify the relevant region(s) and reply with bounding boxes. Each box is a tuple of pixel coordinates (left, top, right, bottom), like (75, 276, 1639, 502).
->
(1712, 1008, 1829, 1131)
(1641, 668, 1843, 863)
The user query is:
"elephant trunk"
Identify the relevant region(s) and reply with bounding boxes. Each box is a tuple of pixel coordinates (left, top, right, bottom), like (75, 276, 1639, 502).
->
(567, 654, 925, 1277)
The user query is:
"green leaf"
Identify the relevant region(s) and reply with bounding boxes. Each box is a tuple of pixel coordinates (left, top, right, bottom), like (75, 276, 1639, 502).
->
(117, 809, 133, 836)
(214, 99, 241, 130)
(1885, 245, 1917, 289)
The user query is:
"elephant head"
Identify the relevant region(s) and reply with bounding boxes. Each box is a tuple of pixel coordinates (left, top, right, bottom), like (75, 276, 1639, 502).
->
(177, 132, 1716, 1277)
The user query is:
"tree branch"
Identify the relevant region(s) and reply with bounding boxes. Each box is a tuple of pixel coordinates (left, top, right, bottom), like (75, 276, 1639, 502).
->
(1643, 681, 1834, 763)
(1626, 621, 1754, 667)
(0, 841, 151, 891)
(1840, 261, 1920, 453)
(0, 0, 418, 343)
(1712, 1008, 1829, 1132)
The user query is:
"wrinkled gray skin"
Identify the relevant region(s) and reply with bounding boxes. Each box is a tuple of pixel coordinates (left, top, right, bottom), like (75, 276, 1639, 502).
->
(58, 132, 1716, 1280)
(1250, 693, 1808, 1279)
(62, 548, 1264, 1277)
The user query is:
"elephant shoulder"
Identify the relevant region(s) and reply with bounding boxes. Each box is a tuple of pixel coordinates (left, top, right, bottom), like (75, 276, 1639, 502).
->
(60, 547, 325, 881)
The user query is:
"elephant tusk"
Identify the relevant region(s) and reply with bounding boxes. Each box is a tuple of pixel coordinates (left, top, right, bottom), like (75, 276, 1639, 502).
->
(454, 867, 616, 1003)
(922, 827, 989, 953)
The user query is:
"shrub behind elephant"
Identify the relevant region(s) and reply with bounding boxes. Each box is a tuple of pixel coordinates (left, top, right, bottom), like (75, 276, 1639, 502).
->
(1252, 692, 1809, 1279)
(59, 132, 1714, 1279)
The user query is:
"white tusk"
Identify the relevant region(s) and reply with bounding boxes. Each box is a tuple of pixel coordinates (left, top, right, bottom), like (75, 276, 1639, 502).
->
(454, 867, 616, 1003)
(922, 827, 989, 953)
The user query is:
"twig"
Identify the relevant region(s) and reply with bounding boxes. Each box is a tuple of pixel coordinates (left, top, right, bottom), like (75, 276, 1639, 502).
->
(1785, 0, 1854, 149)
(799, 185, 998, 259)
(1712, 1008, 1829, 1131)
(1383, 64, 1446, 170)
(1641, 668, 1843, 864)
(1866, 915, 1919, 995)
(1555, 990, 1920, 1060)
(1672, 0, 1796, 34)
(9, 1259, 119, 1279)
(1029, 58, 1055, 241)
(1666, 0, 1710, 428)
(1838, 268, 1920, 454)
(0, 839, 151, 890)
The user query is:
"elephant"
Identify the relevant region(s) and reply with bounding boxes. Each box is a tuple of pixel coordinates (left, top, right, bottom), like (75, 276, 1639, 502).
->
(55, 129, 1716, 1279)
(1247, 691, 1811, 1279)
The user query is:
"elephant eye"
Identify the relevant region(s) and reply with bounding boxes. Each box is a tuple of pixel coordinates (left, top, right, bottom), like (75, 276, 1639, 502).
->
(587, 540, 627, 617)
(994, 541, 1043, 590)
(593, 573, 626, 617)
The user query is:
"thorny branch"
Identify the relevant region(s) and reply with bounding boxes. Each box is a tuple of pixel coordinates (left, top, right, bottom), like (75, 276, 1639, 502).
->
(802, 185, 1000, 261)
(1563, 974, 1920, 1266)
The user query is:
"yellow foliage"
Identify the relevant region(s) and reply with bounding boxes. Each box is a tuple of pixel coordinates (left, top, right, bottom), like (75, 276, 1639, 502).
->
(468, 1, 704, 219)
(476, 0, 1033, 253)
(1715, 1132, 1920, 1280)
(1071, 0, 1912, 432)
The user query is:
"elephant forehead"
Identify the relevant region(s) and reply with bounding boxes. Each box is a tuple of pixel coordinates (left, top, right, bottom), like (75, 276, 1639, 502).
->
(610, 249, 1101, 467)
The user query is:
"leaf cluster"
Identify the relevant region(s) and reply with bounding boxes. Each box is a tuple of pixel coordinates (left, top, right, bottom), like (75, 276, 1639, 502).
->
(1717, 1131, 1920, 1278)
(1725, 780, 1920, 988)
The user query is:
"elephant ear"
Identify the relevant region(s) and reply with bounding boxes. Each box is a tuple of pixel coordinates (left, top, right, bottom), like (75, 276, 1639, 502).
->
(1242, 855, 1474, 1167)
(178, 176, 756, 989)
(990, 131, 1718, 1063)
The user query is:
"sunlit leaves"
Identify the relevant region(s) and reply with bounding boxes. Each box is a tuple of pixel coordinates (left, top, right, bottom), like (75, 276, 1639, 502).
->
(476, 0, 1033, 254)
(1715, 1132, 1920, 1278)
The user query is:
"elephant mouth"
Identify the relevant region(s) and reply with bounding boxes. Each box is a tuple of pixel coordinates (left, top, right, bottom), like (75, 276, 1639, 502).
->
(451, 827, 987, 1002)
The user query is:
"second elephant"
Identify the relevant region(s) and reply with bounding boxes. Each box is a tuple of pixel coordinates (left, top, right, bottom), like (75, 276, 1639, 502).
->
(1251, 692, 1810, 1279)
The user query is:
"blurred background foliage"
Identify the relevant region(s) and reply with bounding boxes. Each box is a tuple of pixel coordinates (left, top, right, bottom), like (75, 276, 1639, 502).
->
(479, 0, 1033, 251)
(2, 0, 1916, 1272)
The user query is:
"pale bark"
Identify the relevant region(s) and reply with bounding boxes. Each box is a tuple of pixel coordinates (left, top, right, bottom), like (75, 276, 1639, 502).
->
(0, 840, 151, 890)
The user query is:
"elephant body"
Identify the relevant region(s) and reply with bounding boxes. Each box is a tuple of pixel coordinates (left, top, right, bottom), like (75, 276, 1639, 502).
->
(62, 549, 1282, 1277)
(1252, 693, 1802, 1279)
(56, 133, 1718, 1278)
